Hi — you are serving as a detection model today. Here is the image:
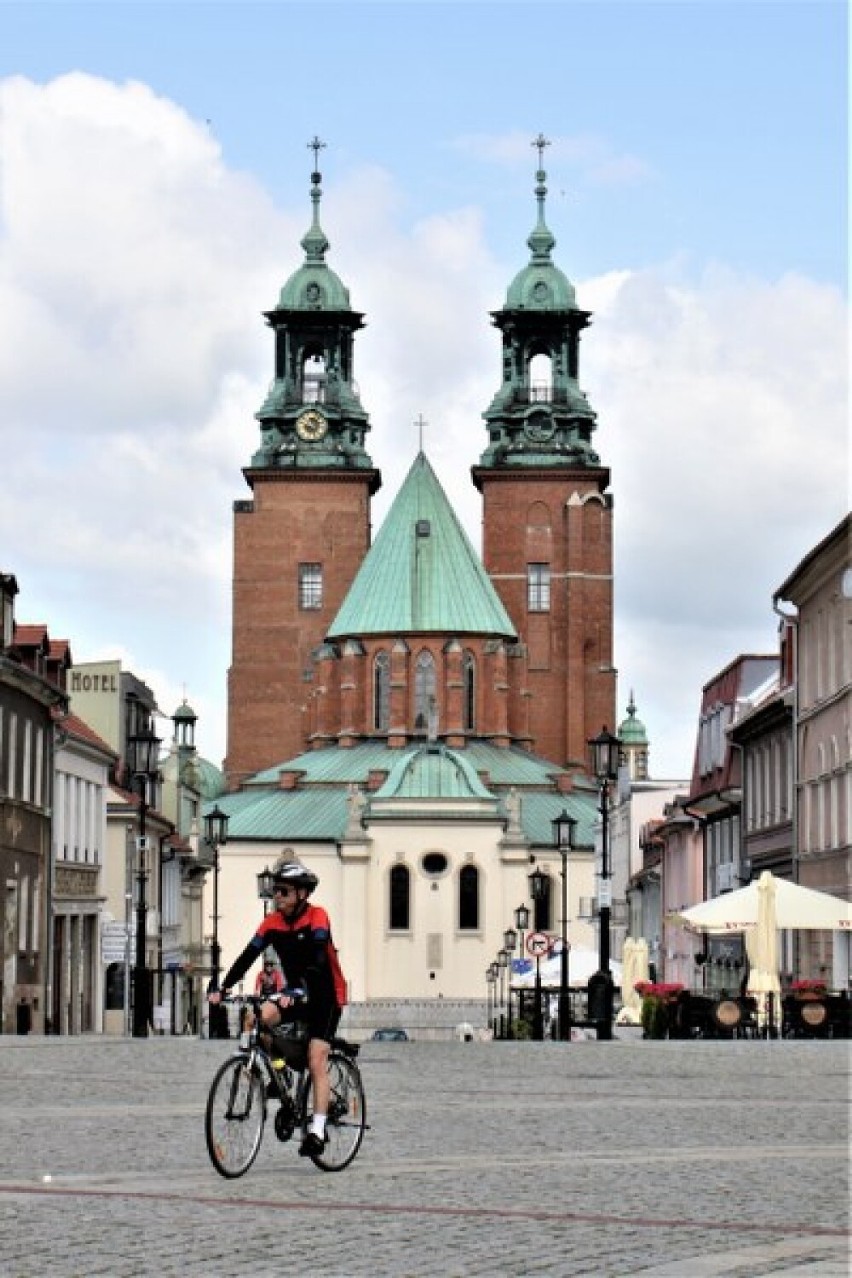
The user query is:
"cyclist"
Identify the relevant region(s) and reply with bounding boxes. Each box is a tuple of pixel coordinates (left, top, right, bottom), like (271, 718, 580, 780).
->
(255, 957, 285, 998)
(209, 854, 347, 1158)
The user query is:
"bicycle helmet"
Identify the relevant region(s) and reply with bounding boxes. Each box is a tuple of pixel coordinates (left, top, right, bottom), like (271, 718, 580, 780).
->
(271, 855, 318, 893)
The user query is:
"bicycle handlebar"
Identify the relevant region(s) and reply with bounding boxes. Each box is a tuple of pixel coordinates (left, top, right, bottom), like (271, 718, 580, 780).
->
(218, 988, 307, 1004)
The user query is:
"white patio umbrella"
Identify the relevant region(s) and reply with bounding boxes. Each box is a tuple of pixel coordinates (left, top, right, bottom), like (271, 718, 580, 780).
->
(616, 937, 650, 1025)
(670, 871, 852, 934)
(745, 873, 782, 1028)
(512, 947, 622, 988)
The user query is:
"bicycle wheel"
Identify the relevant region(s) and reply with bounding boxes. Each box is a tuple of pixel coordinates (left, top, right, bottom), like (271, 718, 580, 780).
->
(300, 1051, 366, 1172)
(205, 1054, 266, 1178)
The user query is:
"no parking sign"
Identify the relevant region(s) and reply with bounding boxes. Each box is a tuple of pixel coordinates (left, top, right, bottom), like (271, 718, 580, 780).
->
(526, 931, 553, 958)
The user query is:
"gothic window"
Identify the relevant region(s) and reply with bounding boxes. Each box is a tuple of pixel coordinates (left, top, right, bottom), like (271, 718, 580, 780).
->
(527, 564, 551, 612)
(298, 563, 323, 610)
(462, 651, 476, 732)
(373, 650, 390, 732)
(389, 864, 410, 931)
(414, 650, 436, 733)
(458, 864, 479, 930)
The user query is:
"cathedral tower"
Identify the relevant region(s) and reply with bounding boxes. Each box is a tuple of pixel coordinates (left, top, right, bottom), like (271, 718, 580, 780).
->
(472, 137, 616, 769)
(225, 142, 380, 784)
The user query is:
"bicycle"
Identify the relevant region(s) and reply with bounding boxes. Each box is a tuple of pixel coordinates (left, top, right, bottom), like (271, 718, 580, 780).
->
(205, 992, 367, 1178)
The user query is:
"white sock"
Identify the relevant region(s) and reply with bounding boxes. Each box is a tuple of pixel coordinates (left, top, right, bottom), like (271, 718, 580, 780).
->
(310, 1113, 327, 1138)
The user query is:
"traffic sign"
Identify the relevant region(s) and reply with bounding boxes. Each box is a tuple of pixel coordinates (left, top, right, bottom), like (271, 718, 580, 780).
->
(526, 931, 552, 958)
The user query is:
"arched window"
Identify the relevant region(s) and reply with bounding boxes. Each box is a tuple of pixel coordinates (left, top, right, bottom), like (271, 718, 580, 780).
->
(373, 650, 390, 732)
(414, 651, 436, 733)
(533, 876, 552, 931)
(529, 352, 553, 402)
(462, 651, 476, 732)
(389, 864, 410, 930)
(104, 963, 125, 1011)
(302, 352, 327, 403)
(458, 864, 479, 930)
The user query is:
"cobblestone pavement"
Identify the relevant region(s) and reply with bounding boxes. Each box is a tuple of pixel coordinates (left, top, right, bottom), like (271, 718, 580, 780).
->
(0, 1035, 848, 1277)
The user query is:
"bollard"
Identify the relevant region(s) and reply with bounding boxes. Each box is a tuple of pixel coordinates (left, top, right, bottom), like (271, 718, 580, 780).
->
(16, 998, 32, 1035)
(587, 971, 614, 1041)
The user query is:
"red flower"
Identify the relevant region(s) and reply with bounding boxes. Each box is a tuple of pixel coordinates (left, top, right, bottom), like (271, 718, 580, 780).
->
(790, 979, 827, 993)
(635, 981, 685, 997)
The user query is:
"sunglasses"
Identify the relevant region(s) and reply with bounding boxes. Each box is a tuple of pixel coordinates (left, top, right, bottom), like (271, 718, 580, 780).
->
(274, 885, 298, 898)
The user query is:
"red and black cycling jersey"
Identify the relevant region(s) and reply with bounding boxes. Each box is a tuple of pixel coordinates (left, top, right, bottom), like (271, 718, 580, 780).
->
(220, 902, 347, 1009)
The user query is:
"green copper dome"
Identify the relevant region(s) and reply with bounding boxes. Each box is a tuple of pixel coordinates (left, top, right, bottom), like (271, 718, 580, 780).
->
(619, 693, 648, 745)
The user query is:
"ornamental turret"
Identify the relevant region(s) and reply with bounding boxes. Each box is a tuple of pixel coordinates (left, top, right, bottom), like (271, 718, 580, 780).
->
(479, 134, 599, 470)
(249, 137, 375, 477)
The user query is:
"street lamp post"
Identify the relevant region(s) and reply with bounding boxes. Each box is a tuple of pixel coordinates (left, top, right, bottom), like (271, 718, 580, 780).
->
(528, 866, 548, 1040)
(514, 902, 529, 1029)
(128, 729, 161, 1040)
(204, 804, 230, 1038)
(204, 806, 230, 990)
(497, 948, 509, 1039)
(552, 810, 577, 1042)
(503, 927, 518, 1039)
(487, 962, 498, 1037)
(589, 727, 622, 1042)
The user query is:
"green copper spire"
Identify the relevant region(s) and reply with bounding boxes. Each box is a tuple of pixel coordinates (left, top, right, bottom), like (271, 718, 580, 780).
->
(527, 132, 556, 264)
(300, 135, 330, 265)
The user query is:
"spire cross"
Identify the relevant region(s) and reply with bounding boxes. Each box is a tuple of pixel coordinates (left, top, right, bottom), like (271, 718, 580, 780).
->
(307, 135, 326, 171)
(415, 414, 428, 452)
(532, 132, 551, 169)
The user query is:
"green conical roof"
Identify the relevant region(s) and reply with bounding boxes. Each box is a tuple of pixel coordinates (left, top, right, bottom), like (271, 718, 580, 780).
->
(327, 453, 516, 639)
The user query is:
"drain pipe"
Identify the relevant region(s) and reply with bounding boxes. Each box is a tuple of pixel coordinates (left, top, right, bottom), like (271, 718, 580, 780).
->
(773, 595, 799, 980)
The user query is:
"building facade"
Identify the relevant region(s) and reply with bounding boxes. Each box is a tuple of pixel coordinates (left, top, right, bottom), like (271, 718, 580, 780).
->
(774, 513, 851, 986)
(213, 147, 617, 1019)
(0, 583, 67, 1034)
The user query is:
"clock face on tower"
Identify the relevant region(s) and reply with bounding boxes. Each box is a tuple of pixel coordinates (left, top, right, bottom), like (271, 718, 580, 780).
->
(295, 409, 327, 441)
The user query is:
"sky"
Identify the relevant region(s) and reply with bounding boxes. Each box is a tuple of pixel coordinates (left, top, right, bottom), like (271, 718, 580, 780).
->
(1, 0, 847, 780)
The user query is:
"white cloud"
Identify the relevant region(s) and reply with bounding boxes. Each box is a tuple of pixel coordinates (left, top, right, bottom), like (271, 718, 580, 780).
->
(451, 129, 655, 186)
(1, 74, 846, 781)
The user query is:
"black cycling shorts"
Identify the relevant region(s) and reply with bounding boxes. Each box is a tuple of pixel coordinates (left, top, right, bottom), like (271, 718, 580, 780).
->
(276, 998, 341, 1046)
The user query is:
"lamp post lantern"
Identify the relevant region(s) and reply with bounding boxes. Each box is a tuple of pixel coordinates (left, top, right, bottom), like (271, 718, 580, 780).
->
(128, 728, 161, 1039)
(528, 865, 549, 1041)
(256, 865, 275, 915)
(589, 727, 621, 1041)
(552, 810, 577, 1042)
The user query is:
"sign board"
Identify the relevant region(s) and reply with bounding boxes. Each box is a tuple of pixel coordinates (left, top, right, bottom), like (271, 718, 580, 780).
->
(526, 931, 553, 958)
(598, 881, 613, 908)
(101, 921, 129, 964)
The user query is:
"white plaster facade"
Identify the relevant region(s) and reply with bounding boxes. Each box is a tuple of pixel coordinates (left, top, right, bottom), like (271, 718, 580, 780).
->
(213, 819, 598, 1006)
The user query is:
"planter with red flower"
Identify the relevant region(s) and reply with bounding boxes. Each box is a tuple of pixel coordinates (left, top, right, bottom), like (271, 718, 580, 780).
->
(636, 982, 685, 1039)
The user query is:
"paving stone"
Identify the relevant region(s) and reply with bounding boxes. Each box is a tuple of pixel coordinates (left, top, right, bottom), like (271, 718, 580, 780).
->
(0, 1036, 848, 1276)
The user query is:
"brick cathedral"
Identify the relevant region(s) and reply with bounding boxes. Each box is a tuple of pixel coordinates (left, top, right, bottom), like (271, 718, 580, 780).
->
(224, 139, 615, 790)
